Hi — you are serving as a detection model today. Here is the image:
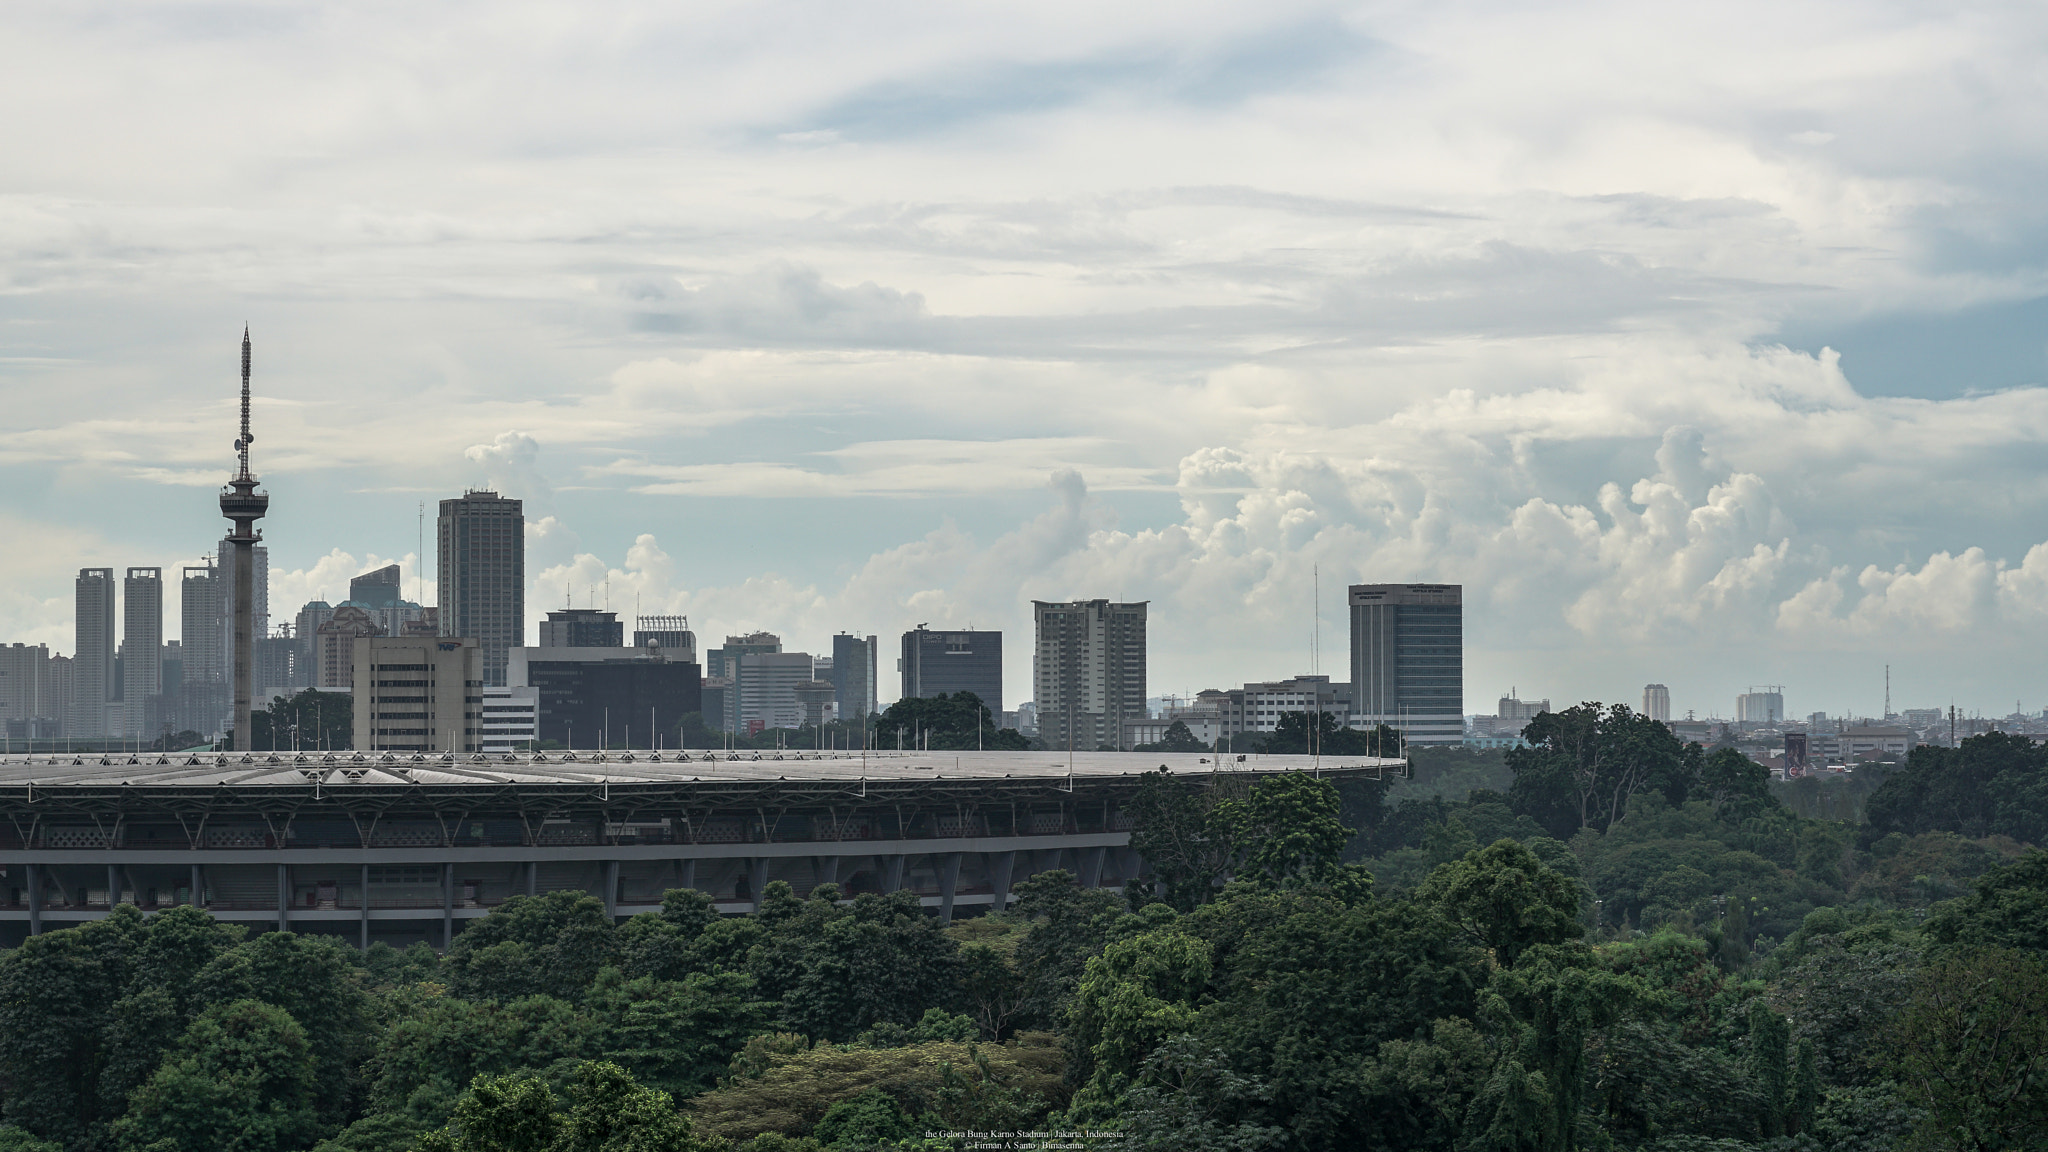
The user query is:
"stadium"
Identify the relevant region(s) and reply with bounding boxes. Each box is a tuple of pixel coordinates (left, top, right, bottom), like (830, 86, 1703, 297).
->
(0, 748, 1402, 948)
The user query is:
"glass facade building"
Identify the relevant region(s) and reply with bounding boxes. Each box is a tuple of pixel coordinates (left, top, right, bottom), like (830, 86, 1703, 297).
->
(1348, 583, 1463, 745)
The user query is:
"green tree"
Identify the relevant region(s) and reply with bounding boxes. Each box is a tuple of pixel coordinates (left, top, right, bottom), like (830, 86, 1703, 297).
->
(1746, 1000, 1790, 1139)
(1416, 840, 1583, 968)
(417, 1072, 560, 1152)
(241, 687, 354, 751)
(1009, 870, 1126, 1027)
(1136, 720, 1209, 753)
(446, 891, 621, 1002)
(0, 907, 149, 1146)
(1921, 850, 2048, 955)
(555, 1060, 701, 1152)
(1209, 773, 1359, 893)
(194, 929, 373, 1126)
(1888, 948, 2048, 1151)
(870, 692, 1027, 751)
(812, 1088, 919, 1148)
(1066, 928, 1214, 1104)
(113, 999, 321, 1152)
(1507, 704, 1689, 838)
(1125, 768, 1242, 912)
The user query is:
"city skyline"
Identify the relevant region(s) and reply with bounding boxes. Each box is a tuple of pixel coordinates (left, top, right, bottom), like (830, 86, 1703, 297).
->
(5, 4, 2047, 717)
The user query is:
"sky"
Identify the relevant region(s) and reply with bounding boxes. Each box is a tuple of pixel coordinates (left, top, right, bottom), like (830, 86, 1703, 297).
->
(3, 0, 2047, 721)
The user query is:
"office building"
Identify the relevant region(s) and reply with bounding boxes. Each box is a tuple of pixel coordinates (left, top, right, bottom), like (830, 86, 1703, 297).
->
(1643, 684, 1671, 723)
(1494, 692, 1549, 736)
(699, 677, 731, 736)
(438, 490, 525, 686)
(830, 633, 878, 724)
(705, 632, 782, 732)
(541, 608, 623, 649)
(350, 564, 403, 608)
(1736, 687, 1786, 725)
(794, 679, 838, 728)
(517, 647, 702, 749)
(633, 616, 697, 664)
(179, 565, 227, 737)
(901, 627, 1003, 713)
(479, 685, 540, 752)
(121, 568, 164, 741)
(351, 636, 484, 753)
(738, 651, 815, 733)
(1032, 599, 1147, 751)
(1349, 583, 1463, 745)
(73, 568, 116, 739)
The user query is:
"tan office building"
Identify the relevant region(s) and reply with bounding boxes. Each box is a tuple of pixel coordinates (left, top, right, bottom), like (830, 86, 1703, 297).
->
(352, 636, 483, 753)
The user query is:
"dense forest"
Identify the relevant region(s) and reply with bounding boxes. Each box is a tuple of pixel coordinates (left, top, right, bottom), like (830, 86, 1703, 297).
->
(7, 704, 2048, 1151)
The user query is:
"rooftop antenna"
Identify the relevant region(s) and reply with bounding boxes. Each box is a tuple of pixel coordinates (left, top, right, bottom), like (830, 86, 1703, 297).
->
(1884, 665, 1890, 719)
(417, 501, 425, 607)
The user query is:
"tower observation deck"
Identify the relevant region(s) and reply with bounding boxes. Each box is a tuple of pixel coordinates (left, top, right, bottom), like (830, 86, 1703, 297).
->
(219, 328, 269, 749)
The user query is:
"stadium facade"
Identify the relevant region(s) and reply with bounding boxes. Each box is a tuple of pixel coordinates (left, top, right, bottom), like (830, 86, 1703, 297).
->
(0, 749, 1400, 949)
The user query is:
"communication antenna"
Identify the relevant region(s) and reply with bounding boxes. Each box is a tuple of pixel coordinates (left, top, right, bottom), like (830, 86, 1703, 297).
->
(1884, 665, 1890, 719)
(417, 502, 425, 606)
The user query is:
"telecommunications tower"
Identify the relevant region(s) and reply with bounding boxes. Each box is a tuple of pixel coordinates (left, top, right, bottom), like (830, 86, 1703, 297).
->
(218, 328, 269, 747)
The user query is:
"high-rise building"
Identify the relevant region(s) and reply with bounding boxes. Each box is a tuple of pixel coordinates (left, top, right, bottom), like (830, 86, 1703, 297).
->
(73, 568, 116, 738)
(1494, 692, 1550, 735)
(633, 616, 697, 664)
(1032, 599, 1147, 752)
(352, 635, 484, 753)
(437, 490, 525, 686)
(830, 633, 878, 725)
(516, 647, 701, 749)
(349, 564, 404, 608)
(901, 627, 1003, 714)
(705, 632, 782, 732)
(1642, 684, 1671, 722)
(738, 651, 815, 733)
(180, 565, 226, 735)
(1736, 687, 1785, 725)
(0, 643, 50, 726)
(316, 606, 386, 689)
(541, 608, 623, 648)
(122, 568, 164, 741)
(1349, 583, 1463, 745)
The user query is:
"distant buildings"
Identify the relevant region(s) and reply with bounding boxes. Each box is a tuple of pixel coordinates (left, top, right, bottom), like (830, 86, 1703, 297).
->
(316, 606, 385, 689)
(180, 564, 226, 737)
(542, 608, 624, 649)
(900, 626, 1002, 714)
(352, 635, 483, 753)
(121, 567, 164, 740)
(513, 643, 702, 749)
(1349, 583, 1463, 745)
(705, 632, 786, 733)
(738, 651, 815, 733)
(438, 490, 524, 686)
(215, 538, 269, 700)
(73, 568, 116, 738)
(633, 615, 697, 664)
(1736, 687, 1785, 725)
(1033, 599, 1147, 751)
(1643, 683, 1671, 722)
(830, 633, 879, 725)
(1490, 692, 1550, 736)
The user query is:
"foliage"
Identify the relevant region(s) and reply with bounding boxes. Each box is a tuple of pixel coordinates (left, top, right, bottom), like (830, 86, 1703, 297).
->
(1887, 947, 2048, 1150)
(869, 692, 1028, 751)
(1864, 732, 2048, 846)
(686, 1035, 1065, 1140)
(1415, 840, 1583, 968)
(243, 688, 355, 752)
(417, 1061, 707, 1152)
(112, 999, 322, 1152)
(1134, 721, 1209, 753)
(1506, 703, 1695, 839)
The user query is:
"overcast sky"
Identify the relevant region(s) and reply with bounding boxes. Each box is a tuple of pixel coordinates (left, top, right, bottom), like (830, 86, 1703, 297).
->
(3, 0, 2046, 720)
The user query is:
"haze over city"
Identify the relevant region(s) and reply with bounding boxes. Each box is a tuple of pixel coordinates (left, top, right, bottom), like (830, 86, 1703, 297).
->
(4, 1, 2046, 718)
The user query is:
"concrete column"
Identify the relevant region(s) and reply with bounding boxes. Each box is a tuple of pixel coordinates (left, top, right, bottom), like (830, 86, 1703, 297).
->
(603, 860, 619, 920)
(938, 852, 963, 923)
(359, 864, 370, 951)
(812, 855, 842, 893)
(1081, 846, 1106, 890)
(748, 858, 771, 913)
(277, 863, 289, 931)
(107, 864, 120, 910)
(989, 851, 1016, 912)
(26, 863, 39, 936)
(680, 858, 697, 893)
(442, 863, 454, 950)
(191, 863, 204, 908)
(525, 860, 538, 897)
(883, 854, 906, 893)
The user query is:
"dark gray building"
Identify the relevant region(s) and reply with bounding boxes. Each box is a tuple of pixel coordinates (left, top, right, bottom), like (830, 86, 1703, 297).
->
(1348, 583, 1462, 745)
(350, 564, 404, 609)
(541, 608, 623, 649)
(632, 615, 696, 663)
(525, 653, 702, 749)
(831, 633, 878, 723)
(900, 627, 1002, 714)
(438, 491, 525, 686)
(72, 568, 115, 739)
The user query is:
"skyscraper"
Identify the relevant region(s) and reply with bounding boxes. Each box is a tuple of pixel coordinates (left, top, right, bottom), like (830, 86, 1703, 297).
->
(540, 608, 623, 648)
(215, 538, 269, 711)
(437, 490, 525, 686)
(122, 567, 164, 741)
(901, 626, 1003, 714)
(830, 633, 878, 725)
(1349, 583, 1463, 746)
(1032, 600, 1147, 752)
(73, 568, 116, 738)
(1642, 683, 1671, 722)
